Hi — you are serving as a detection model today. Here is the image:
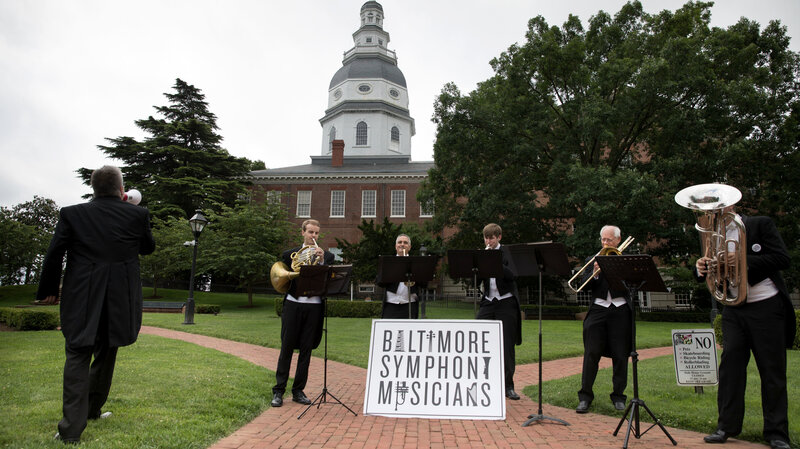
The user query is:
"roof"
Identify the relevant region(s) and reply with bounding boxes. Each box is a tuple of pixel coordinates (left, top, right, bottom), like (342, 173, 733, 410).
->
(248, 157, 433, 180)
(329, 56, 406, 89)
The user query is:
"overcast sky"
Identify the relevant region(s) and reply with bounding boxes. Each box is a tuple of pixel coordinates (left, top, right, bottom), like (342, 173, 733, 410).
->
(2, 0, 798, 210)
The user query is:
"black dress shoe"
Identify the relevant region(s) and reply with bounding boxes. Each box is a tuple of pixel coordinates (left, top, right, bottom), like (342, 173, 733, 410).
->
(505, 389, 520, 400)
(703, 429, 729, 443)
(613, 401, 625, 411)
(270, 392, 283, 407)
(292, 391, 312, 405)
(54, 432, 79, 445)
(769, 440, 790, 449)
(575, 400, 590, 413)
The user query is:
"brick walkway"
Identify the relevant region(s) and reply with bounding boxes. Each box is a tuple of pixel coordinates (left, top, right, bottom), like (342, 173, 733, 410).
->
(141, 326, 765, 449)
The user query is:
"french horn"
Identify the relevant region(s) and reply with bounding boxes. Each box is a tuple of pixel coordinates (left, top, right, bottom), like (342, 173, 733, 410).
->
(269, 239, 323, 294)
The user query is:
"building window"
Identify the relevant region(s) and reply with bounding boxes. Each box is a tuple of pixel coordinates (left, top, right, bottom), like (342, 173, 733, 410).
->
(361, 190, 376, 217)
(420, 199, 434, 217)
(389, 88, 399, 99)
(366, 37, 372, 43)
(356, 121, 368, 145)
(265, 190, 282, 205)
(328, 127, 336, 153)
(330, 190, 345, 218)
(391, 190, 405, 217)
(391, 126, 400, 143)
(296, 191, 311, 218)
(357, 84, 372, 94)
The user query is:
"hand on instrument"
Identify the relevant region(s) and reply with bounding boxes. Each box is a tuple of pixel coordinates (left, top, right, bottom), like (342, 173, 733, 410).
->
(314, 246, 325, 259)
(696, 256, 712, 276)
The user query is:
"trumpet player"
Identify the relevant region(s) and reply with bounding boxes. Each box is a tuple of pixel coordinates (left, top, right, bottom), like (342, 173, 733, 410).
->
(476, 223, 522, 401)
(576, 225, 632, 414)
(696, 207, 792, 449)
(377, 234, 425, 319)
(271, 219, 335, 408)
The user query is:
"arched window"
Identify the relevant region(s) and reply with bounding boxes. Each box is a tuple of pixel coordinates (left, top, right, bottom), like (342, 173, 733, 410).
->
(391, 126, 400, 143)
(356, 121, 368, 145)
(328, 127, 336, 153)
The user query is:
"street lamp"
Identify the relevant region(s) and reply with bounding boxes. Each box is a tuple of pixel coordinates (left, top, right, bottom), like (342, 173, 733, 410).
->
(184, 209, 208, 325)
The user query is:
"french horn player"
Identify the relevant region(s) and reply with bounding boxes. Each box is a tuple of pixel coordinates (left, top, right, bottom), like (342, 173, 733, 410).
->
(675, 184, 794, 449)
(269, 219, 335, 409)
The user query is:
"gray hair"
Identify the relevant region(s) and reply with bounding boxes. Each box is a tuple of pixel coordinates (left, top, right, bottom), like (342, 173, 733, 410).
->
(600, 225, 621, 238)
(396, 234, 411, 245)
(91, 165, 123, 198)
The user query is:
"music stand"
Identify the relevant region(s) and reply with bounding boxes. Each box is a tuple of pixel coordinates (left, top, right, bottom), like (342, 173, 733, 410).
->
(298, 264, 358, 419)
(377, 255, 439, 318)
(507, 242, 571, 427)
(447, 249, 503, 315)
(595, 255, 676, 448)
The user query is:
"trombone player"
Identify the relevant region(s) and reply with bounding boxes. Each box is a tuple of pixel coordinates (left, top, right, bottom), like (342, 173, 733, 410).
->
(576, 225, 632, 414)
(271, 219, 335, 408)
(695, 206, 792, 449)
(376, 234, 425, 319)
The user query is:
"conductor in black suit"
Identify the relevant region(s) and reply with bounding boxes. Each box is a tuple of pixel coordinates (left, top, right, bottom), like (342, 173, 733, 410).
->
(271, 219, 335, 408)
(37, 165, 155, 444)
(697, 210, 793, 449)
(576, 225, 632, 414)
(476, 223, 522, 401)
(376, 234, 425, 319)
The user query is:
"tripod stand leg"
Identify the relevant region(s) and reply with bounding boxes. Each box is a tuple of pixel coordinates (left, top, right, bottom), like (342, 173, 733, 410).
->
(523, 414, 570, 427)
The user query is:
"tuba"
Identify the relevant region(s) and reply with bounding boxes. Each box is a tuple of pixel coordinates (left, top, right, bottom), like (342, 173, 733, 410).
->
(269, 239, 323, 294)
(674, 183, 748, 306)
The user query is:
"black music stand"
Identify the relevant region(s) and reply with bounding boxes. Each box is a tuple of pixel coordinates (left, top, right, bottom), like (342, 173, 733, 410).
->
(377, 255, 439, 319)
(447, 249, 504, 314)
(298, 264, 358, 419)
(507, 242, 571, 427)
(594, 255, 676, 448)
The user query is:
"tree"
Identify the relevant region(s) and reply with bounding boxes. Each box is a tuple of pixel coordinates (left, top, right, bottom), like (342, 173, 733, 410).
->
(0, 196, 60, 285)
(336, 218, 439, 286)
(139, 217, 195, 298)
(201, 201, 293, 306)
(420, 1, 800, 284)
(80, 79, 255, 220)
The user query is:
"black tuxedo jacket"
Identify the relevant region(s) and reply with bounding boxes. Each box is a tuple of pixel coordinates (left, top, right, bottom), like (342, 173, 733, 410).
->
(280, 246, 335, 349)
(741, 215, 795, 348)
(478, 245, 522, 345)
(37, 196, 155, 348)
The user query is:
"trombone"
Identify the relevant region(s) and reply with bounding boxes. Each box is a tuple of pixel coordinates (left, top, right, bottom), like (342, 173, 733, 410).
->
(568, 236, 635, 293)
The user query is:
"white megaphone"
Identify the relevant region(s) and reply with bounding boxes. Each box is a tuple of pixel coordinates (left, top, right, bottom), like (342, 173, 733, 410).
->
(122, 189, 142, 205)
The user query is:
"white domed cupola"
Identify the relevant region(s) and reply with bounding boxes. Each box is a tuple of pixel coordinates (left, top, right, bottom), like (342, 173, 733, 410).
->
(320, 1, 415, 160)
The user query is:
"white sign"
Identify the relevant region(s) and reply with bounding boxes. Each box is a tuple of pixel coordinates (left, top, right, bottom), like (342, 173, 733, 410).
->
(363, 319, 506, 420)
(672, 329, 719, 386)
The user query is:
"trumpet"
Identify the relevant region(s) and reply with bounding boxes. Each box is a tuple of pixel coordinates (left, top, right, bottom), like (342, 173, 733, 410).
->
(270, 238, 323, 294)
(568, 236, 635, 293)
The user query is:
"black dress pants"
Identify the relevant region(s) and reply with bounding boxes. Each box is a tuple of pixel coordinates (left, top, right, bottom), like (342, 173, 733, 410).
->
(476, 296, 519, 390)
(382, 301, 419, 319)
(717, 295, 789, 443)
(273, 300, 323, 395)
(59, 342, 118, 442)
(578, 303, 631, 403)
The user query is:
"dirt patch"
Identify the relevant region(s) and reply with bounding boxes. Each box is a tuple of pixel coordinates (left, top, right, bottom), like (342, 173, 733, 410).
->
(0, 322, 16, 332)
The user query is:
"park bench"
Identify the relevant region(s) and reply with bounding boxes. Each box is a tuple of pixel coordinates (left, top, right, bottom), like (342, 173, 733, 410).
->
(142, 301, 185, 313)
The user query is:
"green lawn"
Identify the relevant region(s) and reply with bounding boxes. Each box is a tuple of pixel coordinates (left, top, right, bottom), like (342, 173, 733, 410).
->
(533, 351, 800, 448)
(2, 285, 798, 448)
(0, 331, 271, 449)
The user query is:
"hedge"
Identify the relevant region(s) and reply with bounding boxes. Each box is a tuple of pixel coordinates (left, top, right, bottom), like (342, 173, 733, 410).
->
(275, 299, 382, 318)
(637, 311, 709, 322)
(196, 304, 221, 315)
(713, 309, 800, 350)
(0, 307, 60, 330)
(520, 305, 587, 320)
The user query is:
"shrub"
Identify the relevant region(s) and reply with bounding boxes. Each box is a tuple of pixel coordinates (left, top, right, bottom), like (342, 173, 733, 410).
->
(638, 311, 710, 322)
(0, 307, 60, 330)
(196, 304, 221, 315)
(275, 299, 381, 318)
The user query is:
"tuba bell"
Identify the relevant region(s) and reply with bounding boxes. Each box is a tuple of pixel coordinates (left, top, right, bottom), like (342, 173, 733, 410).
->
(674, 183, 748, 306)
(269, 239, 323, 294)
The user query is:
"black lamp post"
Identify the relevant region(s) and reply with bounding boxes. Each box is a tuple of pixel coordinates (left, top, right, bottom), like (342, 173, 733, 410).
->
(183, 209, 208, 325)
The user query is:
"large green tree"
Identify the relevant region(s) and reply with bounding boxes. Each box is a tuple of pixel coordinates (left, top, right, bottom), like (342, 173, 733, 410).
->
(201, 201, 293, 306)
(0, 196, 59, 285)
(80, 79, 260, 219)
(420, 1, 799, 284)
(139, 217, 196, 297)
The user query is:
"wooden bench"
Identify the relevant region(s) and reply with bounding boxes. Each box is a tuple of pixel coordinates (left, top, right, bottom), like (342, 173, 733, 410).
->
(142, 301, 185, 313)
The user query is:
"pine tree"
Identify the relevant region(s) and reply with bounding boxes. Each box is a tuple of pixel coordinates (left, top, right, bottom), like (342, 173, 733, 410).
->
(80, 79, 253, 219)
